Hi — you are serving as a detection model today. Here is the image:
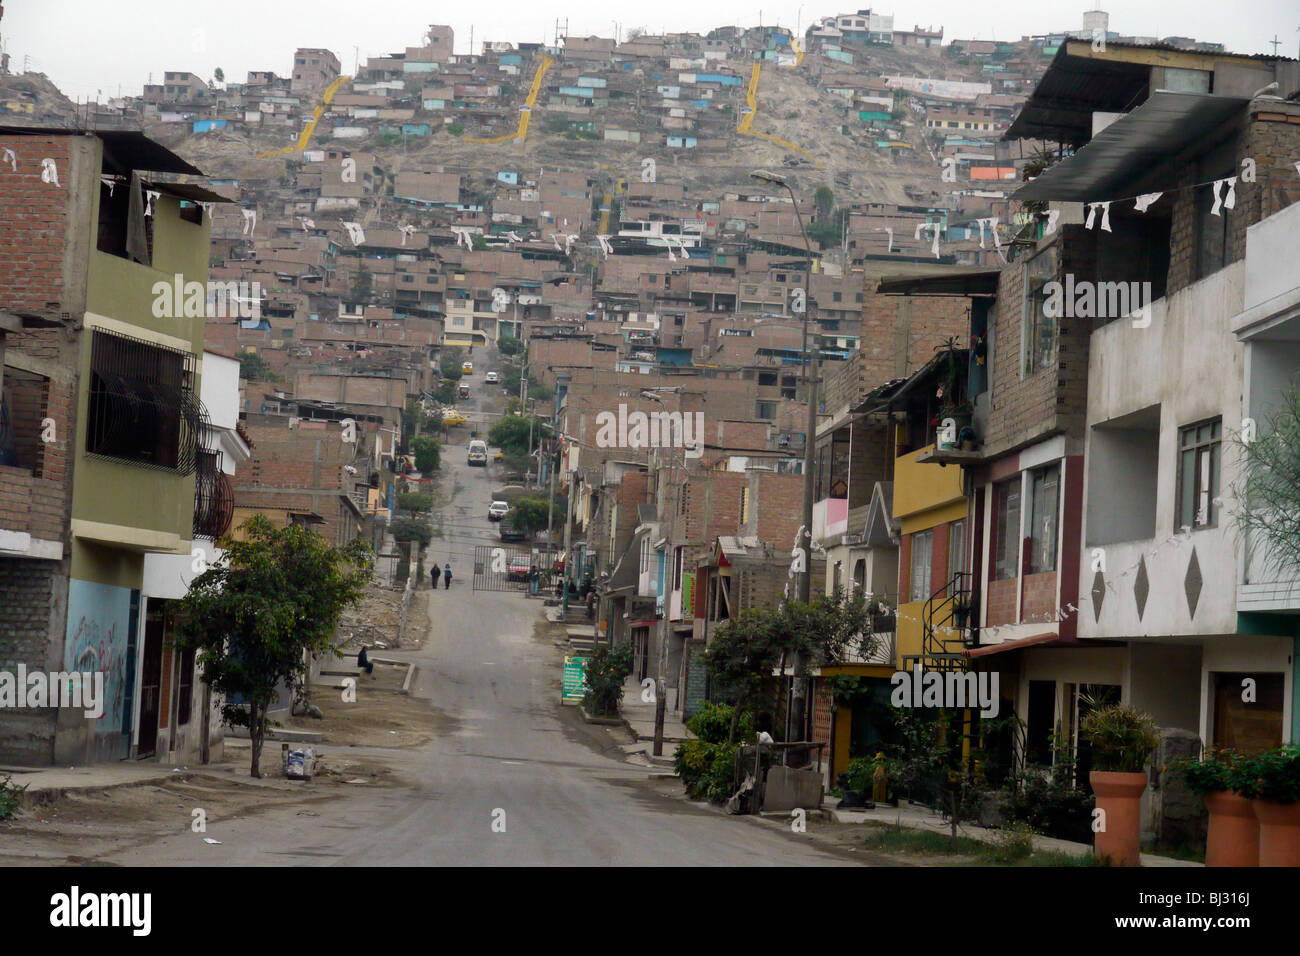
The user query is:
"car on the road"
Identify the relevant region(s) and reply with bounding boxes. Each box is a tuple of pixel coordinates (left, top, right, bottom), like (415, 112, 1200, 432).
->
(467, 440, 488, 466)
(461, 361, 474, 375)
(488, 500, 509, 521)
(498, 518, 526, 542)
(506, 555, 532, 582)
(458, 382, 471, 398)
(442, 409, 467, 427)
(485, 371, 499, 384)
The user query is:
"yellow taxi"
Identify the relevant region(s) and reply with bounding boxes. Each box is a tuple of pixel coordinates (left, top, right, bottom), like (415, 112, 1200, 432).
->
(441, 409, 467, 427)
(461, 361, 474, 375)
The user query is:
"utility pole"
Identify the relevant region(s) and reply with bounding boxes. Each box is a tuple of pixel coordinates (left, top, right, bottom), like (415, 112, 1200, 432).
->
(751, 169, 819, 747)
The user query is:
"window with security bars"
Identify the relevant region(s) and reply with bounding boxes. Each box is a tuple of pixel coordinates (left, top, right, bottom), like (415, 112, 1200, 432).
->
(193, 449, 235, 538)
(85, 330, 200, 473)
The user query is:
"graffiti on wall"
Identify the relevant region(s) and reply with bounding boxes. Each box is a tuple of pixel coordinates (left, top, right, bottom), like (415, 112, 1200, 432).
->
(64, 580, 131, 733)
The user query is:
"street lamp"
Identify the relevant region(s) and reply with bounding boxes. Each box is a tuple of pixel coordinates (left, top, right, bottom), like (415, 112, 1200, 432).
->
(751, 169, 819, 606)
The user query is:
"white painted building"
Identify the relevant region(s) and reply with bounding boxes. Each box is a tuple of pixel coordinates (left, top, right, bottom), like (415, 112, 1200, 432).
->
(138, 351, 251, 763)
(1078, 233, 1294, 748)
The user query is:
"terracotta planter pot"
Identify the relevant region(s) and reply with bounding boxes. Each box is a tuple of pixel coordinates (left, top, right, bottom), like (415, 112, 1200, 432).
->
(1204, 790, 1259, 867)
(1253, 798, 1300, 867)
(1091, 770, 1147, 866)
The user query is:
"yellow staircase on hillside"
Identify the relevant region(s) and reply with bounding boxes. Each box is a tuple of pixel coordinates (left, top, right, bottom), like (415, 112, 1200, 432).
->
(465, 55, 555, 144)
(736, 61, 821, 167)
(256, 74, 350, 159)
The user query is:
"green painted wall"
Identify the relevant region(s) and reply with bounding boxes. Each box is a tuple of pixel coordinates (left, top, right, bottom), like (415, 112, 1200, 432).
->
(1238, 612, 1300, 745)
(71, 192, 210, 585)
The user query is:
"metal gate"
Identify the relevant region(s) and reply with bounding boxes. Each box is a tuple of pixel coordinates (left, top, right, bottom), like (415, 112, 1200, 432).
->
(472, 544, 562, 592)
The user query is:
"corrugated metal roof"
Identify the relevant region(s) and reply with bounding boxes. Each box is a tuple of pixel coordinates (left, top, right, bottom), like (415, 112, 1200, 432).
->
(1005, 40, 1292, 144)
(1003, 46, 1150, 144)
(0, 125, 204, 176)
(1013, 90, 1249, 202)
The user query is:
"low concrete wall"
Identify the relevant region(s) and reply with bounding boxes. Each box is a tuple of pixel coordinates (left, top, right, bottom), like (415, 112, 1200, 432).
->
(763, 765, 824, 812)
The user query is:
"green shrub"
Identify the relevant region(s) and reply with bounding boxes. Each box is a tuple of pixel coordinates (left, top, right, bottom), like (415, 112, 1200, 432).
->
(0, 775, 25, 821)
(397, 492, 435, 515)
(704, 743, 741, 804)
(582, 642, 634, 717)
(987, 820, 1036, 864)
(1003, 770, 1094, 843)
(685, 701, 750, 745)
(1230, 747, 1300, 803)
(843, 753, 899, 793)
(1173, 747, 1237, 796)
(1080, 703, 1159, 773)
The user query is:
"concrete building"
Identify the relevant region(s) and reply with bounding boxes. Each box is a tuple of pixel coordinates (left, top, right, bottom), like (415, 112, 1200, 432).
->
(878, 40, 1300, 818)
(291, 47, 341, 94)
(0, 127, 231, 764)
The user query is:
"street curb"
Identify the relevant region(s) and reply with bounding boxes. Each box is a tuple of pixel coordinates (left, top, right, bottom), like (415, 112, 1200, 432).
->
(367, 656, 416, 695)
(14, 770, 197, 808)
(579, 705, 623, 725)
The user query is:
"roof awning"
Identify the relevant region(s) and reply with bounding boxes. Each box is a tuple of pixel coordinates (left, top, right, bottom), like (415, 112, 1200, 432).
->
(876, 267, 1002, 297)
(1013, 91, 1250, 203)
(964, 631, 1068, 658)
(142, 179, 236, 204)
(0, 126, 205, 176)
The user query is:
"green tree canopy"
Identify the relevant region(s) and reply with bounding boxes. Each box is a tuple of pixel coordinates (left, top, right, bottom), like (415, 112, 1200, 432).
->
(488, 415, 551, 457)
(705, 588, 874, 742)
(236, 349, 280, 382)
(390, 516, 433, 546)
(397, 492, 435, 515)
(175, 514, 372, 777)
(1235, 375, 1300, 577)
(814, 184, 834, 220)
(412, 435, 441, 474)
(507, 496, 554, 536)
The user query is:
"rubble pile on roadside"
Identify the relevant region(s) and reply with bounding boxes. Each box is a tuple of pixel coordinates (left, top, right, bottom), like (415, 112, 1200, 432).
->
(336, 584, 404, 649)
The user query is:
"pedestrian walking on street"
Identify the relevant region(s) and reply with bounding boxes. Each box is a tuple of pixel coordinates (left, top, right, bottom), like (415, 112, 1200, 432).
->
(443, 562, 453, 589)
(432, 564, 439, 589)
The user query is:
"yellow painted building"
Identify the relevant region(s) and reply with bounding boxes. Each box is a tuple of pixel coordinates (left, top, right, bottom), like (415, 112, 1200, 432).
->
(893, 443, 968, 663)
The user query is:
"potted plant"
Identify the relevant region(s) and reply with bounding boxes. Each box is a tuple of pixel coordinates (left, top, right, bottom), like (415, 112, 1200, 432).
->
(1175, 748, 1257, 867)
(1080, 702, 1159, 866)
(1234, 747, 1300, 867)
(951, 593, 971, 630)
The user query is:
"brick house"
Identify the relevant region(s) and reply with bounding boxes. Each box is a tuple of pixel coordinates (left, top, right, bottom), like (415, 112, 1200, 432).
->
(0, 127, 232, 764)
(879, 41, 1300, 813)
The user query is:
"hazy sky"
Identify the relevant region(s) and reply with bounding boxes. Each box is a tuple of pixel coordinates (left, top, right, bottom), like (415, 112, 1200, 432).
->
(5, 0, 1297, 101)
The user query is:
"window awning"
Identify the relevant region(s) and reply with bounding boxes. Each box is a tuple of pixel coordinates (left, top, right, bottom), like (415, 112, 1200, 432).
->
(964, 631, 1067, 658)
(876, 267, 1002, 297)
(1013, 91, 1250, 203)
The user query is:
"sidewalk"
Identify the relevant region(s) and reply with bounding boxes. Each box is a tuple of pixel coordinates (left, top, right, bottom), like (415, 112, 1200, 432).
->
(617, 675, 692, 769)
(824, 801, 1201, 866)
(1, 762, 202, 803)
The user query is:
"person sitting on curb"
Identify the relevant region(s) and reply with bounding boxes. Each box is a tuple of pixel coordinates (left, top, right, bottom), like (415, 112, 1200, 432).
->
(357, 645, 374, 675)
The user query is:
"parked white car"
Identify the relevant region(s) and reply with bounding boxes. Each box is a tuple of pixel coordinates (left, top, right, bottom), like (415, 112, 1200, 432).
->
(488, 500, 509, 521)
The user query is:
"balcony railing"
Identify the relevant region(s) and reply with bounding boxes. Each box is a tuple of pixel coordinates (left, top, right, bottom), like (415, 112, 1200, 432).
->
(193, 449, 234, 539)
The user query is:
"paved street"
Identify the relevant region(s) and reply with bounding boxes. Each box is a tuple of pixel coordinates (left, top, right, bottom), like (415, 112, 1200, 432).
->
(100, 365, 857, 867)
